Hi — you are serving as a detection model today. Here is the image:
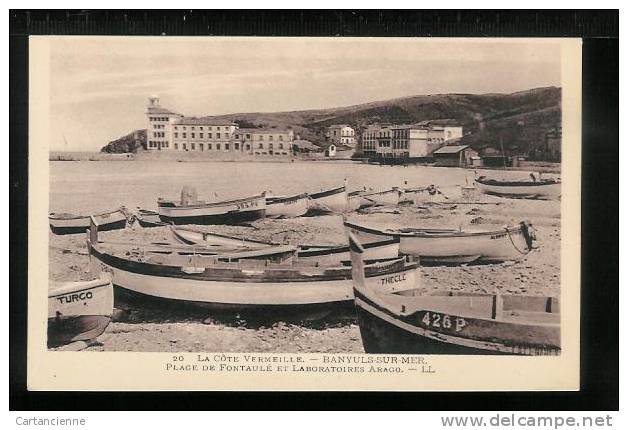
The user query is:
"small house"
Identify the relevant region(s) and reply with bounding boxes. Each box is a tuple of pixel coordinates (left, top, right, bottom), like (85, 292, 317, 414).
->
(432, 145, 478, 167)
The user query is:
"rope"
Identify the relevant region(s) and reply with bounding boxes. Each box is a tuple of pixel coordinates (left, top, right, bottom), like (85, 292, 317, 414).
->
(505, 227, 529, 255)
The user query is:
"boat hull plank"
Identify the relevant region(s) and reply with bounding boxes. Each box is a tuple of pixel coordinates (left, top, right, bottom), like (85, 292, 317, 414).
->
(159, 209, 266, 226)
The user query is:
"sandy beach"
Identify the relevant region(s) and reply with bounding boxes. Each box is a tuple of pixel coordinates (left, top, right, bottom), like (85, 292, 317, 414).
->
(48, 161, 561, 353)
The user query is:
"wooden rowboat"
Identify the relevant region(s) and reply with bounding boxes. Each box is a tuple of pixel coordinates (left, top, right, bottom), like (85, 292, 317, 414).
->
(100, 239, 298, 263)
(169, 225, 400, 265)
(49, 207, 127, 235)
(265, 193, 309, 218)
(157, 194, 266, 225)
(344, 220, 535, 264)
(306, 185, 348, 214)
(348, 188, 402, 210)
(87, 236, 418, 312)
(475, 175, 561, 200)
(170, 225, 273, 248)
(134, 208, 167, 227)
(48, 276, 114, 347)
(349, 233, 560, 355)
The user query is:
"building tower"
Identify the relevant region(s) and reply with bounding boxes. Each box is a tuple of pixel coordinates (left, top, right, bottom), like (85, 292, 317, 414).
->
(148, 95, 160, 108)
(145, 95, 180, 151)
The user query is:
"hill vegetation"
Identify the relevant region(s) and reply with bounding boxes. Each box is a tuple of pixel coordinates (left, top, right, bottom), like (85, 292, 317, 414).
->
(101, 129, 146, 153)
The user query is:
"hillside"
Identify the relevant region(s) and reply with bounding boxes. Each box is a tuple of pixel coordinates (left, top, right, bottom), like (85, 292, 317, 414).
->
(208, 86, 561, 154)
(102, 87, 560, 155)
(101, 129, 146, 153)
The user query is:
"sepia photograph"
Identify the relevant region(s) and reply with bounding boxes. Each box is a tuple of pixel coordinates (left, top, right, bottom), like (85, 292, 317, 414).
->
(26, 35, 582, 391)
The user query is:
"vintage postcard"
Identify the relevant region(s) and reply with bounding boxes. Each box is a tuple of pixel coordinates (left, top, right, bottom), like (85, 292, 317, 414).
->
(27, 36, 581, 391)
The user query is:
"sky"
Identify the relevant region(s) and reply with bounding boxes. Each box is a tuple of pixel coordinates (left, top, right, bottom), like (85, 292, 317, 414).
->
(47, 37, 562, 151)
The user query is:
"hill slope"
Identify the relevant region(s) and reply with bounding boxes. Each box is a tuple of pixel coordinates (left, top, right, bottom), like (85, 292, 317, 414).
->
(102, 87, 560, 155)
(101, 129, 146, 153)
(208, 86, 561, 154)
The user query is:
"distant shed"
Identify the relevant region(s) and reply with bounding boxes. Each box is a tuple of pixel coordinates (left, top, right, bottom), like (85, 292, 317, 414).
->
(432, 145, 478, 167)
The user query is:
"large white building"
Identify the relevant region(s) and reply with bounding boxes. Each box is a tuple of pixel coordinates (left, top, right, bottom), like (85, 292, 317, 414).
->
(171, 117, 237, 152)
(360, 125, 389, 156)
(144, 97, 293, 155)
(234, 128, 294, 156)
(359, 122, 464, 160)
(327, 124, 356, 147)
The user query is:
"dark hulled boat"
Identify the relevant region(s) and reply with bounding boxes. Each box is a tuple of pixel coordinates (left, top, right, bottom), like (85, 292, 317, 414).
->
(49, 207, 128, 235)
(157, 194, 266, 225)
(349, 233, 560, 355)
(475, 175, 561, 200)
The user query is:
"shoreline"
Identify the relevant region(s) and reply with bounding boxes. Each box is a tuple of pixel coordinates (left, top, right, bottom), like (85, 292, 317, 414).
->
(49, 152, 560, 172)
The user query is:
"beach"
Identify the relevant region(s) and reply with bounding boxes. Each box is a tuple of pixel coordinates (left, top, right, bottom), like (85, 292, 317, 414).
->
(48, 160, 561, 353)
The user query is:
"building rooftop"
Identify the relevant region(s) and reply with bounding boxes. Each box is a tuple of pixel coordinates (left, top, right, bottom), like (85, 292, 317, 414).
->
(416, 119, 461, 127)
(237, 128, 293, 134)
(146, 107, 179, 115)
(432, 145, 470, 155)
(328, 124, 352, 128)
(174, 117, 237, 126)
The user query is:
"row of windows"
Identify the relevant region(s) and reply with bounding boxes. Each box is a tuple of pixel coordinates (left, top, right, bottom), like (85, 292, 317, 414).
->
(153, 124, 165, 130)
(170, 131, 291, 141)
(149, 117, 169, 122)
(392, 140, 409, 149)
(174, 142, 288, 150)
(153, 132, 165, 138)
(174, 132, 224, 139)
(147, 141, 169, 148)
(393, 130, 410, 138)
(379, 152, 410, 158)
(174, 125, 231, 131)
(174, 142, 249, 151)
(234, 134, 287, 141)
(175, 142, 231, 151)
